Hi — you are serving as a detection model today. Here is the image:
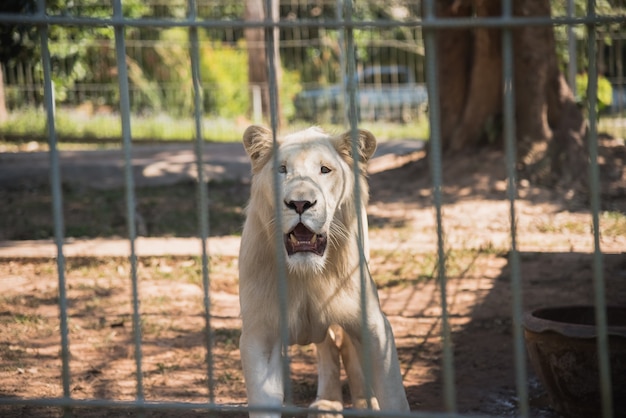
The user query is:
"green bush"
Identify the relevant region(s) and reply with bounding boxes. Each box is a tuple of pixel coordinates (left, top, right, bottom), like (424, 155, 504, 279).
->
(201, 39, 249, 118)
(575, 71, 613, 114)
(200, 38, 302, 121)
(280, 63, 302, 122)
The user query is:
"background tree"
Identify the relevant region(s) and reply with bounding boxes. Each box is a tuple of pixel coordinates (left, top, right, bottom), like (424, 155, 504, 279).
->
(433, 0, 624, 195)
(245, 0, 282, 126)
(0, 0, 37, 122)
(0, 0, 147, 111)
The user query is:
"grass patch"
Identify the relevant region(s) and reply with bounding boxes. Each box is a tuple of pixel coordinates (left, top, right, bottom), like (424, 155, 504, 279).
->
(0, 108, 430, 149)
(0, 108, 251, 143)
(1, 107, 620, 150)
(598, 113, 626, 140)
(535, 219, 589, 235)
(370, 246, 505, 288)
(11, 313, 44, 326)
(370, 248, 437, 287)
(601, 210, 626, 237)
(533, 212, 626, 238)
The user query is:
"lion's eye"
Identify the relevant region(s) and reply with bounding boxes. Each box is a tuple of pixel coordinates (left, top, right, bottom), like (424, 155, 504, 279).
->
(320, 166, 332, 174)
(278, 165, 287, 174)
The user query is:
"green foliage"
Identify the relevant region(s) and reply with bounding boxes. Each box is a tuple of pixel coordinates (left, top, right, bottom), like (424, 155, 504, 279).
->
(280, 66, 303, 121)
(200, 38, 302, 120)
(575, 71, 613, 113)
(283, 2, 423, 87)
(126, 27, 193, 116)
(552, 0, 626, 70)
(551, 0, 622, 19)
(0, 0, 38, 64)
(4, 0, 622, 127)
(1, 0, 148, 108)
(201, 40, 249, 118)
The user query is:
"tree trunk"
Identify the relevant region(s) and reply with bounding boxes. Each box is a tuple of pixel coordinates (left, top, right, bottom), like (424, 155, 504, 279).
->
(435, 0, 588, 194)
(244, 0, 282, 127)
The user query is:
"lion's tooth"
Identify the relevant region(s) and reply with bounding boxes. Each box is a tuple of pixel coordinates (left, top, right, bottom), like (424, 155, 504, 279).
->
(290, 234, 298, 245)
(310, 234, 317, 244)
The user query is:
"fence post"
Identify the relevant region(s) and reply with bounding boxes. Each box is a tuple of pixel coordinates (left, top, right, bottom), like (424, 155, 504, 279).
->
(501, 1, 529, 417)
(112, 0, 145, 405)
(37, 0, 72, 412)
(422, 0, 457, 413)
(586, 2, 614, 417)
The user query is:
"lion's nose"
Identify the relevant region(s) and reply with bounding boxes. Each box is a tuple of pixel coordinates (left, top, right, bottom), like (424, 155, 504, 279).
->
(285, 200, 316, 214)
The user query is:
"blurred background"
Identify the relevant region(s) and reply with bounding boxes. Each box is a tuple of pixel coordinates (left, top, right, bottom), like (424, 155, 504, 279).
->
(0, 0, 624, 145)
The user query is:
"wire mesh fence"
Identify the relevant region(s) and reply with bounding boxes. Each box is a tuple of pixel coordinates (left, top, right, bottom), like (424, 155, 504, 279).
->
(0, 0, 624, 417)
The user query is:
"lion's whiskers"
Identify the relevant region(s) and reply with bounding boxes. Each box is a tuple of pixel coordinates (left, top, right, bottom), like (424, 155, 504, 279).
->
(329, 220, 350, 248)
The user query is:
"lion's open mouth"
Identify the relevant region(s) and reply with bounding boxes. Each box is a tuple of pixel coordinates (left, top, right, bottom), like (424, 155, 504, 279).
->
(284, 223, 327, 256)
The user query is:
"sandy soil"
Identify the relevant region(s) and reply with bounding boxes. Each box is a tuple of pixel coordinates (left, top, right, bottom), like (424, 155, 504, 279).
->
(0, 138, 625, 417)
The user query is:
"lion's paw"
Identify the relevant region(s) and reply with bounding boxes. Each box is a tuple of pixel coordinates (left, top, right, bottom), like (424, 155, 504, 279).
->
(307, 399, 343, 418)
(353, 397, 380, 410)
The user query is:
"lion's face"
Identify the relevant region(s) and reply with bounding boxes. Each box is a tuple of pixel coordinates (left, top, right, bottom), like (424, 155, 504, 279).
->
(243, 126, 376, 275)
(278, 134, 350, 273)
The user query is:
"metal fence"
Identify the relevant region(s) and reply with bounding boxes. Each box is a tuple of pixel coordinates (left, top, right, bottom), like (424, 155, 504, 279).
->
(2, 1, 625, 125)
(0, 0, 428, 125)
(0, 0, 623, 417)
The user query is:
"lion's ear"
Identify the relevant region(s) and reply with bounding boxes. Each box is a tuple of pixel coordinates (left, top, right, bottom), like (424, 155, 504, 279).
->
(243, 125, 274, 171)
(337, 129, 377, 163)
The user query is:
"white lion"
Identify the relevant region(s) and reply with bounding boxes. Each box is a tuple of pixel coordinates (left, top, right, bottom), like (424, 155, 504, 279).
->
(238, 125, 410, 418)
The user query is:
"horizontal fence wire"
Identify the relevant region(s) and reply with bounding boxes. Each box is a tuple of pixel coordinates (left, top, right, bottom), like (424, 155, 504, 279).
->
(1, 1, 619, 417)
(0, 397, 499, 418)
(0, 12, 625, 29)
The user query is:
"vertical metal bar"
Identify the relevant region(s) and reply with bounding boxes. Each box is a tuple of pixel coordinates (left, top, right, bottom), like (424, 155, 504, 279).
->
(617, 37, 624, 139)
(586, 2, 613, 418)
(336, 0, 348, 128)
(37, 0, 72, 411)
(567, 0, 578, 95)
(343, 0, 375, 408)
(187, 0, 215, 403)
(113, 0, 144, 404)
(422, 0, 457, 413)
(264, 0, 293, 406)
(501, 2, 529, 417)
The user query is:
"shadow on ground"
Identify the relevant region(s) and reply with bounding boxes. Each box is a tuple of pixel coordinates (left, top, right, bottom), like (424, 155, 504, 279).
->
(3, 252, 625, 417)
(403, 251, 626, 416)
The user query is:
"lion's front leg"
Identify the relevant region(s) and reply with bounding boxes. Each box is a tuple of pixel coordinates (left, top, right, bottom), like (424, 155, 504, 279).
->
(334, 327, 380, 411)
(309, 325, 344, 418)
(365, 313, 410, 412)
(239, 331, 284, 418)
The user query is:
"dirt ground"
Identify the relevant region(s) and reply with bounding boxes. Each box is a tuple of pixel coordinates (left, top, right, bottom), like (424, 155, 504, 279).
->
(1, 137, 625, 417)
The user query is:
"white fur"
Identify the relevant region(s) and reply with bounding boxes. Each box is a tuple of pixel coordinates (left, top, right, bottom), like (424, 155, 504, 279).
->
(239, 126, 410, 418)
